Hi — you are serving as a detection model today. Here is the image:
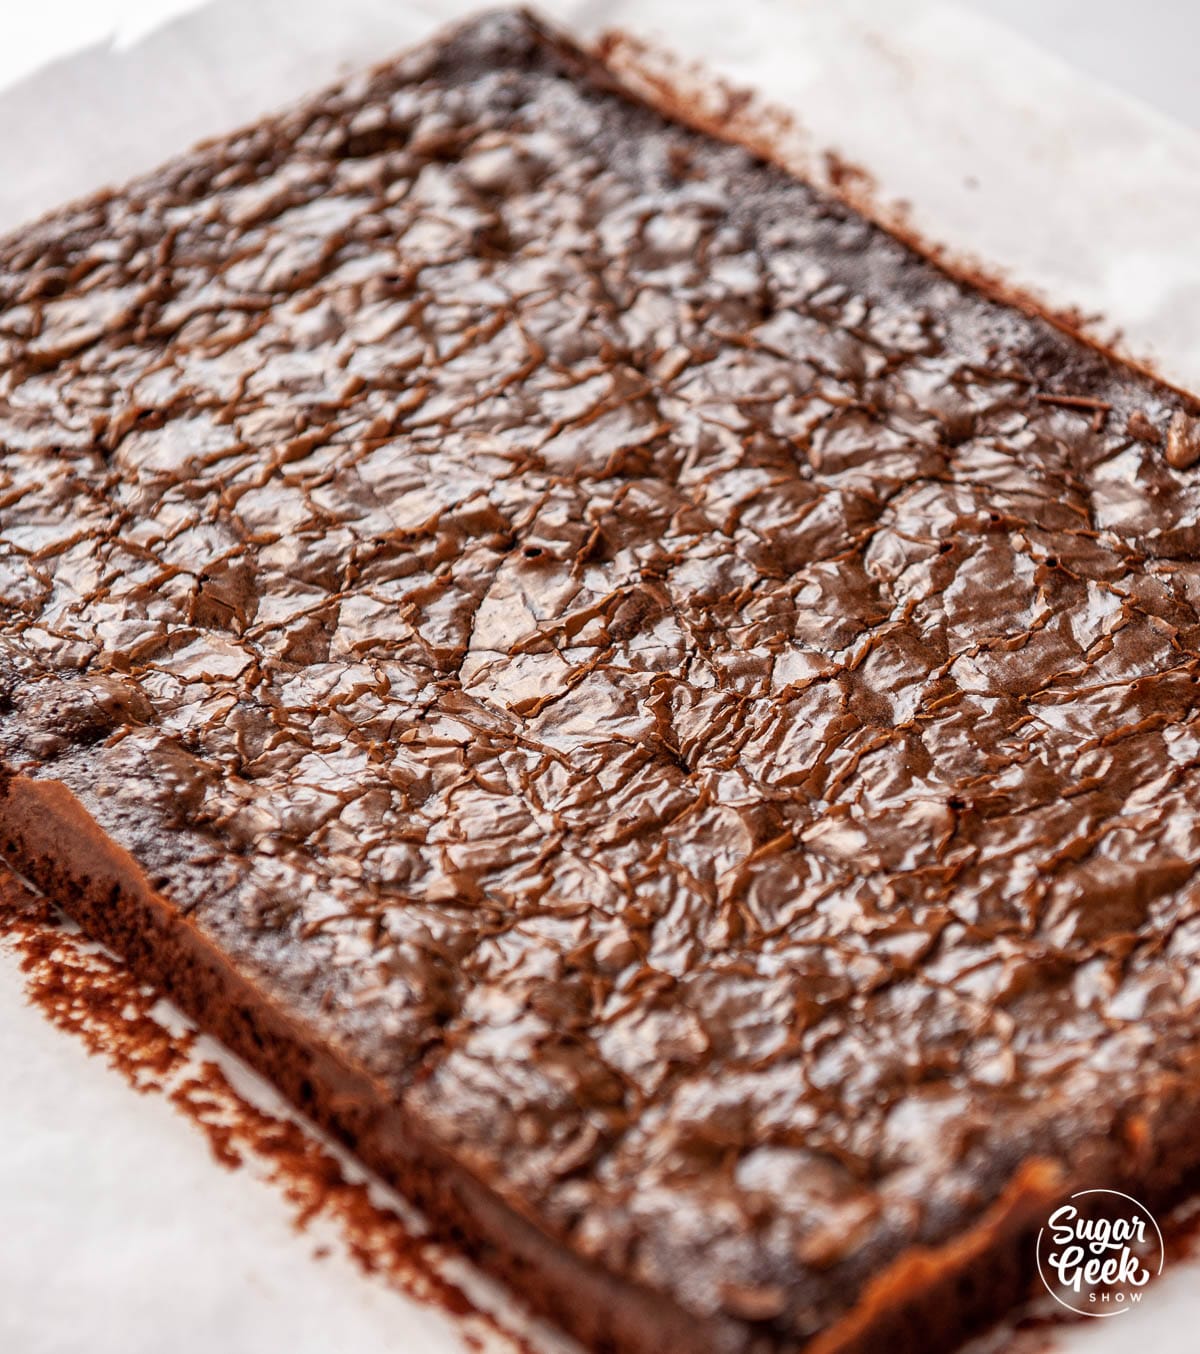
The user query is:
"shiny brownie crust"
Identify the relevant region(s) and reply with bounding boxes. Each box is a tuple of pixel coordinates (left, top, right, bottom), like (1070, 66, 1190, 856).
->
(3, 10, 1200, 1352)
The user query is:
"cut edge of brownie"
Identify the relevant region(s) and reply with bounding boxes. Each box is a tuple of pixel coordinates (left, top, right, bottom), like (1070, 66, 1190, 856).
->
(4, 9, 1200, 1354)
(0, 770, 1062, 1354)
(21, 763, 1200, 1348)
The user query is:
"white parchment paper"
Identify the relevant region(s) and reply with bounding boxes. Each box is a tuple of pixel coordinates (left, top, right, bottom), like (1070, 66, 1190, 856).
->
(3, 2, 1200, 1351)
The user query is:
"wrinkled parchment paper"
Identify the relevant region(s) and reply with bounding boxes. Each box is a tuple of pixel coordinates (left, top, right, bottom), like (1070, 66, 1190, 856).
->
(3, 2, 1200, 1351)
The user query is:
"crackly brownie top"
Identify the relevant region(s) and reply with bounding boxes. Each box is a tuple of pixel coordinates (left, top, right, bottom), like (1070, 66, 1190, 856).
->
(4, 10, 1200, 1344)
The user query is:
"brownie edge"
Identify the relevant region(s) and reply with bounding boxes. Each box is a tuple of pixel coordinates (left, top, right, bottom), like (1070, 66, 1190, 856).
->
(0, 767, 1067, 1353)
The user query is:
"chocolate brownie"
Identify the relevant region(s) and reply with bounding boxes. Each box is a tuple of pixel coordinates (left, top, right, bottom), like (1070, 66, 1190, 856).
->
(3, 10, 1200, 1352)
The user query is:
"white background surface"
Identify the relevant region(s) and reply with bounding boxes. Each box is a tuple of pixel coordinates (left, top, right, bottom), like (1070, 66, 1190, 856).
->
(3, 3, 1200, 1352)
(962, 0, 1200, 131)
(0, 977, 467, 1354)
(8, 0, 1200, 128)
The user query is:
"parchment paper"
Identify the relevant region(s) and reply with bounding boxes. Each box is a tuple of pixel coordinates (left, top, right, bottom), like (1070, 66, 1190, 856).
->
(3, 2, 1200, 1351)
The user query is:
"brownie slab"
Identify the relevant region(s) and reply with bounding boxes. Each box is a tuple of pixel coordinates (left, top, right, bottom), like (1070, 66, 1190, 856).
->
(4, 10, 1200, 1352)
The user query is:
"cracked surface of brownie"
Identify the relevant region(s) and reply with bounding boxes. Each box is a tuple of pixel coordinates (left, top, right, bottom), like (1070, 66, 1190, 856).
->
(4, 10, 1200, 1348)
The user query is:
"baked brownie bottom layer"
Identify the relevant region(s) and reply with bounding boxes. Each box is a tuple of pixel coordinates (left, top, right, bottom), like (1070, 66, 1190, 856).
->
(4, 10, 1200, 1353)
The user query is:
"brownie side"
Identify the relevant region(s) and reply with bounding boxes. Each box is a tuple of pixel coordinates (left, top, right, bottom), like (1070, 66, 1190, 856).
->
(0, 771, 1075, 1354)
(4, 9, 1200, 1354)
